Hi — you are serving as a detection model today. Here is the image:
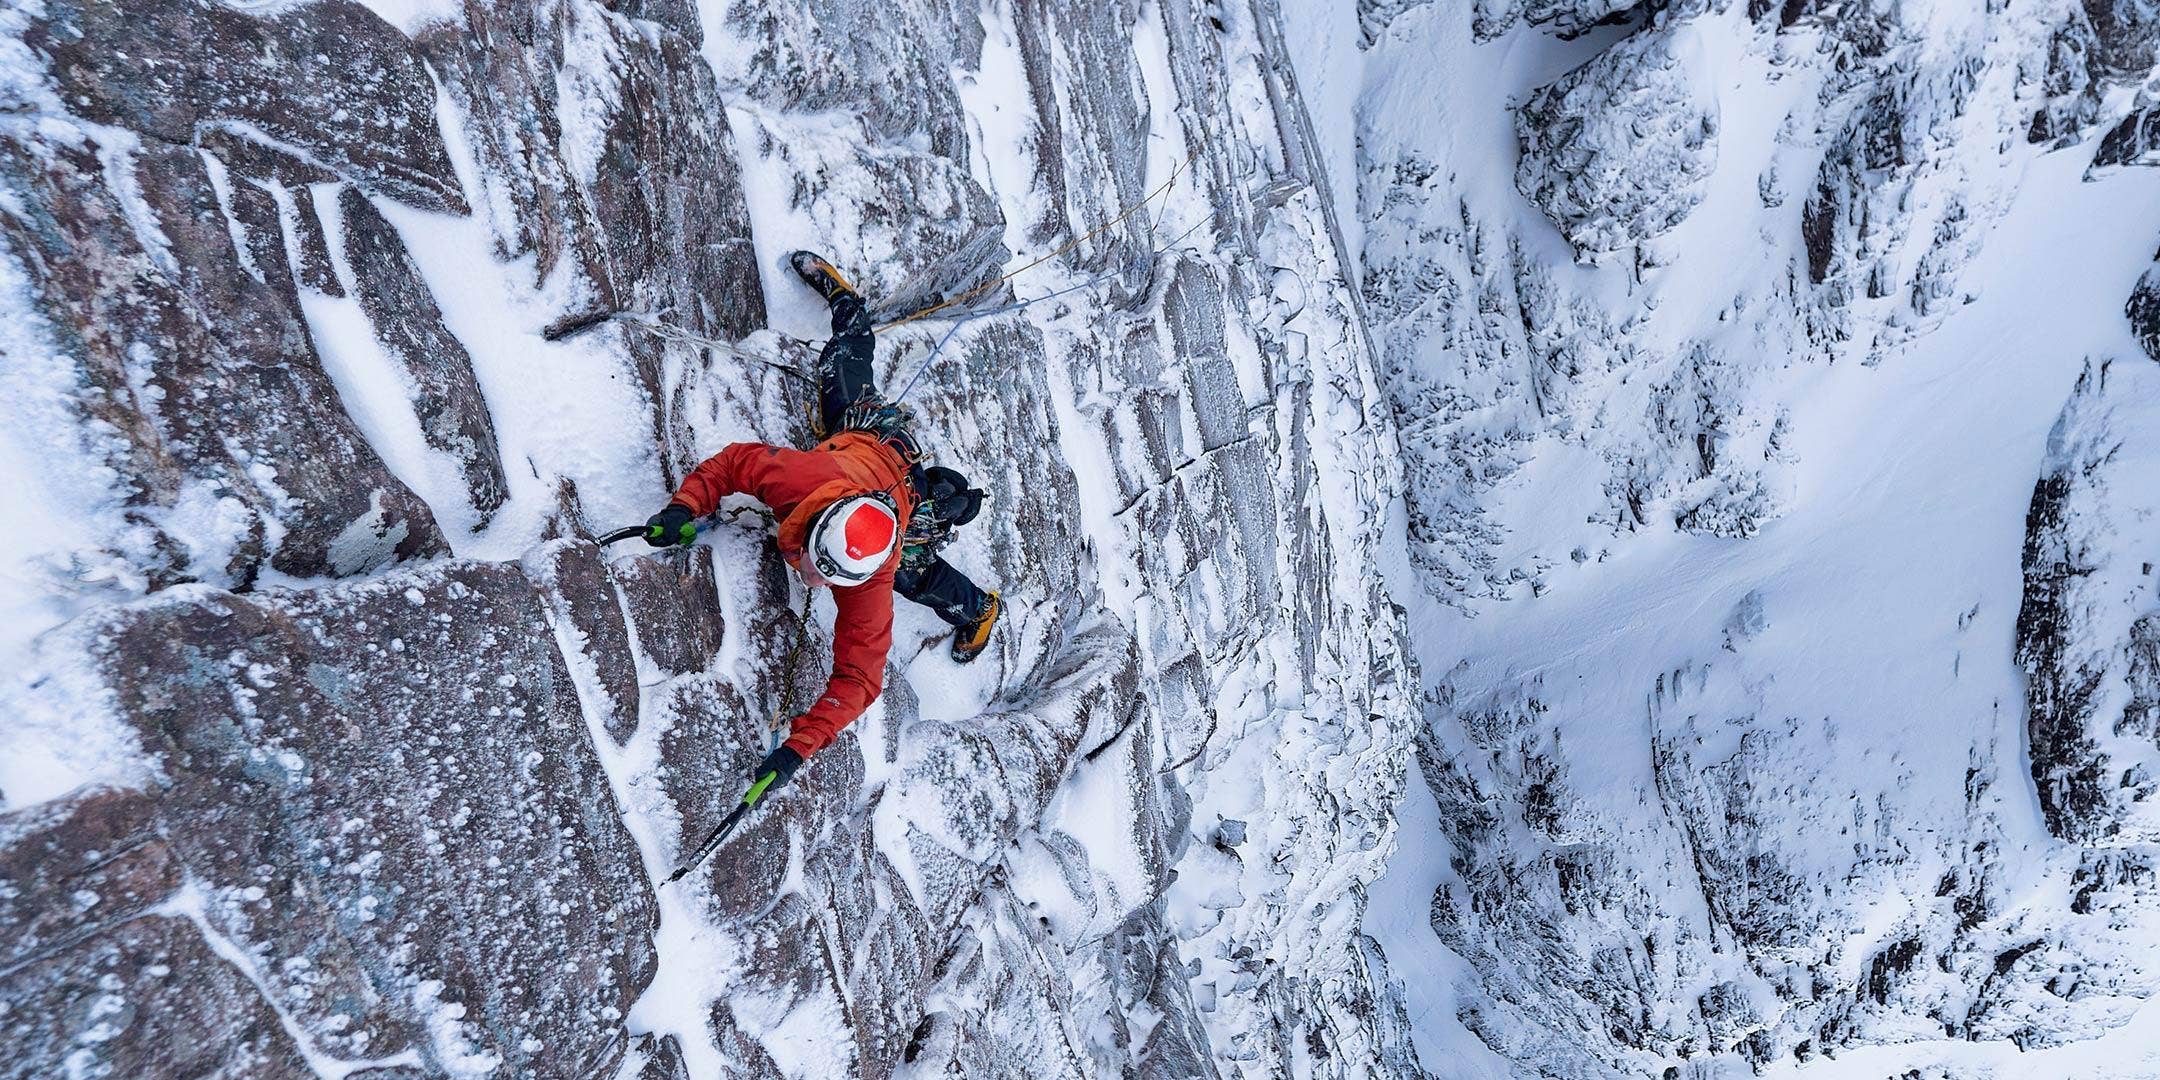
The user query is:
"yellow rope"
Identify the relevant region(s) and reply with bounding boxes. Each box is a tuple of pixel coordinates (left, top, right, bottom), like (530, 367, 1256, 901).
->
(873, 151, 1196, 332)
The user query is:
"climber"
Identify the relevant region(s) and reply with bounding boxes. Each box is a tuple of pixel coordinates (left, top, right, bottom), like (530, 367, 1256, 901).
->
(641, 250, 1003, 791)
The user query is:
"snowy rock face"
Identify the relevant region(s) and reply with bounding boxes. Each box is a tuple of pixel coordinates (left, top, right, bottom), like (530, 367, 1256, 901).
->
(1514, 22, 1720, 259)
(2032, 0, 2160, 143)
(1, 0, 454, 589)
(1, 1, 1417, 1078)
(2018, 359, 2160, 845)
(15, 562, 659, 1077)
(1335, 0, 2160, 1075)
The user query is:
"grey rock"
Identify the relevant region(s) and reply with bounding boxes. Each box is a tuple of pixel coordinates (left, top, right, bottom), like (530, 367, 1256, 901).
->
(525, 539, 643, 745)
(415, 0, 764, 342)
(337, 188, 512, 524)
(1524, 0, 1647, 37)
(612, 545, 729, 678)
(2087, 104, 2160, 174)
(0, 1, 1425, 1077)
(2016, 359, 2160, 844)
(68, 560, 658, 1073)
(2085, 0, 2160, 81)
(622, 1031, 693, 1080)
(584, 24, 765, 340)
(0, 914, 314, 1079)
(703, 0, 986, 160)
(0, 786, 178, 974)
(731, 110, 1011, 326)
(25, 0, 466, 213)
(1515, 25, 1719, 259)
(0, 130, 446, 586)
(1013, 0, 1154, 281)
(2128, 260, 2160, 362)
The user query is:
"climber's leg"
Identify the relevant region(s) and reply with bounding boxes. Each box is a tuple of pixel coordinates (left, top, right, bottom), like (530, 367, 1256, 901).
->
(894, 555, 994, 630)
(792, 251, 878, 434)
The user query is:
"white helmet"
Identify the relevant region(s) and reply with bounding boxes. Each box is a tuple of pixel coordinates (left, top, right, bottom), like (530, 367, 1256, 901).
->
(805, 493, 899, 586)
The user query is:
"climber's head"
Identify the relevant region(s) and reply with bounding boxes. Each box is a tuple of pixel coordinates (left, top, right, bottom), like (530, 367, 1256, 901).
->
(802, 492, 898, 587)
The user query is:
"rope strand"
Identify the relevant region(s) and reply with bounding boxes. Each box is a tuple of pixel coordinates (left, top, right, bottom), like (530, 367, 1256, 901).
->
(872, 151, 1196, 332)
(601, 154, 1213, 404)
(890, 211, 1214, 403)
(768, 585, 816, 748)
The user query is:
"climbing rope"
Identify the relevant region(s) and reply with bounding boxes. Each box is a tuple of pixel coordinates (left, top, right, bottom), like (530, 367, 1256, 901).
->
(889, 211, 1214, 403)
(872, 151, 1196, 333)
(590, 150, 1212, 406)
(605, 507, 816, 750)
(667, 504, 810, 746)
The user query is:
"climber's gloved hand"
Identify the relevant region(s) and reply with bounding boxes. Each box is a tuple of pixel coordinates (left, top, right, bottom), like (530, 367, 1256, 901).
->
(749, 744, 803, 799)
(644, 504, 696, 548)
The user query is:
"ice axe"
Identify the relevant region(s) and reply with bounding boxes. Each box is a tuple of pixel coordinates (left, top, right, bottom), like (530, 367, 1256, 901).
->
(598, 502, 780, 548)
(664, 770, 781, 883)
(594, 516, 792, 883)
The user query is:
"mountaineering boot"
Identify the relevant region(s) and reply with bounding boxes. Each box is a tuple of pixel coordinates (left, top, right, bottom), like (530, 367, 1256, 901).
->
(789, 250, 858, 303)
(951, 592, 1001, 664)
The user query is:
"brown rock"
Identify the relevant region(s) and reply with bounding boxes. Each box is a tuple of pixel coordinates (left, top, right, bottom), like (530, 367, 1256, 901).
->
(25, 0, 466, 213)
(336, 187, 512, 522)
(0, 915, 313, 1079)
(0, 786, 179, 973)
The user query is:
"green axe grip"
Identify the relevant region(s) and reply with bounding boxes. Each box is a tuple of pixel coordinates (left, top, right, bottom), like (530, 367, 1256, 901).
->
(744, 770, 777, 806)
(646, 522, 698, 545)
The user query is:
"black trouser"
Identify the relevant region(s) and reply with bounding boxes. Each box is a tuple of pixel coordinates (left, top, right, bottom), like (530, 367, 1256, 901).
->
(816, 292, 880, 431)
(816, 294, 994, 629)
(895, 555, 992, 628)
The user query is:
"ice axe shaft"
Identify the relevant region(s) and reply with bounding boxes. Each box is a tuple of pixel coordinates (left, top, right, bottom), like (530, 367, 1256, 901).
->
(665, 770, 780, 884)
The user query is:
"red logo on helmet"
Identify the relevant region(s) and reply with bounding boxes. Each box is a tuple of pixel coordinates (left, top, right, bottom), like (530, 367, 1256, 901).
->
(843, 501, 894, 559)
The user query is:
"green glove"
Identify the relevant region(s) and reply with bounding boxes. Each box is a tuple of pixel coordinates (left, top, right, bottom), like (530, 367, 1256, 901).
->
(645, 504, 696, 547)
(751, 745, 803, 798)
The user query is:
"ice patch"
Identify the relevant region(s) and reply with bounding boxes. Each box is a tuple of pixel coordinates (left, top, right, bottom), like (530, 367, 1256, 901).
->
(414, 979, 503, 1077)
(349, 0, 464, 35)
(325, 492, 415, 577)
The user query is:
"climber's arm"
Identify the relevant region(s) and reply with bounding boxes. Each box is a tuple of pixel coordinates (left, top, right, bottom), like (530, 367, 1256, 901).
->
(669, 442, 831, 517)
(781, 562, 896, 758)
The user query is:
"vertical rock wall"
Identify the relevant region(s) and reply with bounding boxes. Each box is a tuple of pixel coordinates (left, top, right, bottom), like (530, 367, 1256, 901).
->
(0, 0, 1420, 1077)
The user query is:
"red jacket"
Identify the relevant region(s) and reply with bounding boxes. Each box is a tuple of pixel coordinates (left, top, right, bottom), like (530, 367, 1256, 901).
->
(667, 432, 915, 760)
